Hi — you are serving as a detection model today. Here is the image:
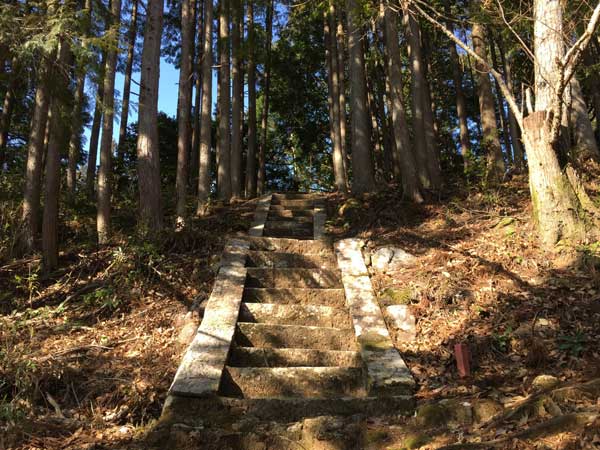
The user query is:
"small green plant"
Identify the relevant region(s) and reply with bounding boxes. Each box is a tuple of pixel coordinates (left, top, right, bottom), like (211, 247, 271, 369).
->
(83, 286, 121, 311)
(558, 333, 587, 356)
(492, 327, 513, 353)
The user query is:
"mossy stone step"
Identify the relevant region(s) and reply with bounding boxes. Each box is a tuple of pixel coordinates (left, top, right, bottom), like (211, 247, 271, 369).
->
(242, 288, 346, 307)
(245, 251, 337, 269)
(238, 302, 352, 328)
(227, 347, 363, 368)
(246, 268, 342, 289)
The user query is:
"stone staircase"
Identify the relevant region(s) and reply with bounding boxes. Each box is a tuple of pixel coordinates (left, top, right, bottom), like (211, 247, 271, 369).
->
(163, 193, 414, 425)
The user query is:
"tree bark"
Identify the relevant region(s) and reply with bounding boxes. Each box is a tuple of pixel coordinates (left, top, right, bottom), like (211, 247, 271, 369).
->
(22, 61, 51, 252)
(190, 0, 203, 193)
(97, 0, 121, 244)
(570, 76, 600, 162)
(336, 9, 349, 182)
(383, 1, 422, 202)
(489, 35, 513, 165)
(197, 0, 214, 213)
(347, 0, 375, 194)
(0, 57, 18, 169)
(67, 62, 85, 198)
(325, 2, 347, 192)
(137, 0, 164, 234)
(217, 0, 231, 201)
(472, 21, 505, 183)
(117, 0, 138, 157)
(230, 0, 243, 198)
(175, 0, 194, 224)
(257, 0, 273, 195)
(245, 0, 257, 198)
(42, 40, 71, 271)
(86, 50, 107, 197)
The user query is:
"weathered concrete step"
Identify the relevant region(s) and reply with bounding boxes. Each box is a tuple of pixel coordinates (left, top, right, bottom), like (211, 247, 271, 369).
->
(163, 394, 415, 424)
(220, 367, 366, 398)
(268, 209, 315, 219)
(270, 204, 316, 212)
(246, 268, 342, 289)
(246, 251, 336, 269)
(270, 198, 316, 208)
(238, 302, 352, 328)
(267, 213, 313, 223)
(234, 323, 358, 351)
(263, 220, 313, 231)
(241, 237, 331, 254)
(263, 228, 314, 239)
(242, 288, 346, 307)
(228, 347, 363, 367)
(272, 192, 315, 200)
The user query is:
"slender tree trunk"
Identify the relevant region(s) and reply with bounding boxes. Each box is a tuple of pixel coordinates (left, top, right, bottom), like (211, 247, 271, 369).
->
(97, 0, 121, 244)
(197, 0, 214, 212)
(325, 2, 347, 192)
(444, 1, 471, 169)
(42, 40, 71, 271)
(22, 61, 51, 252)
(86, 51, 106, 197)
(175, 0, 194, 224)
(497, 33, 525, 170)
(336, 9, 349, 183)
(217, 0, 231, 201)
(383, 1, 422, 202)
(245, 0, 257, 198)
(347, 0, 375, 194)
(0, 58, 18, 169)
(67, 63, 85, 198)
(570, 76, 600, 162)
(190, 0, 203, 193)
(137, 0, 164, 234)
(230, 0, 243, 198)
(257, 0, 273, 195)
(117, 0, 138, 156)
(489, 35, 513, 165)
(472, 21, 505, 183)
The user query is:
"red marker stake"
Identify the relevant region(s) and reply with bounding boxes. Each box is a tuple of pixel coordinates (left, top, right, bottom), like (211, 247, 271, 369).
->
(454, 343, 471, 378)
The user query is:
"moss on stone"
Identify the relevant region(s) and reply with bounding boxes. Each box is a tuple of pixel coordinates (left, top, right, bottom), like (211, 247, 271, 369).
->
(415, 403, 450, 427)
(380, 287, 414, 306)
(402, 432, 429, 449)
(358, 331, 391, 351)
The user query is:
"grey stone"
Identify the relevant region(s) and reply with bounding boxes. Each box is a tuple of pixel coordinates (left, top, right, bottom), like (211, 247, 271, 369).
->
(385, 305, 416, 342)
(371, 247, 417, 272)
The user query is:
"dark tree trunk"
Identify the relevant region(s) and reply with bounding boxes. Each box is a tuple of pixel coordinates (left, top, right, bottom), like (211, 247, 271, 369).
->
(117, 0, 138, 157)
(86, 50, 107, 197)
(257, 0, 273, 195)
(231, 0, 243, 198)
(245, 0, 257, 198)
(217, 0, 231, 201)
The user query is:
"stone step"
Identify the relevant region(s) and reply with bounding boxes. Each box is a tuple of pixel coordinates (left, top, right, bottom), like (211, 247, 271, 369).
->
(270, 198, 316, 208)
(220, 366, 366, 398)
(268, 209, 315, 219)
(262, 228, 314, 240)
(270, 204, 315, 212)
(234, 323, 357, 351)
(164, 394, 415, 424)
(242, 288, 346, 307)
(267, 214, 313, 223)
(241, 237, 330, 254)
(272, 192, 315, 201)
(245, 251, 337, 269)
(263, 220, 313, 231)
(246, 268, 342, 289)
(228, 347, 362, 368)
(238, 302, 352, 328)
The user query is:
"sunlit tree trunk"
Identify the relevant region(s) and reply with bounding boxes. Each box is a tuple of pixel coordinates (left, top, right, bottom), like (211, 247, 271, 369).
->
(137, 0, 164, 234)
(175, 0, 194, 224)
(347, 0, 375, 194)
(472, 21, 505, 183)
(97, 0, 121, 244)
(217, 0, 231, 201)
(230, 0, 243, 198)
(336, 9, 349, 182)
(383, 1, 422, 202)
(257, 0, 273, 195)
(42, 40, 71, 270)
(197, 0, 214, 213)
(117, 0, 138, 157)
(245, 0, 257, 198)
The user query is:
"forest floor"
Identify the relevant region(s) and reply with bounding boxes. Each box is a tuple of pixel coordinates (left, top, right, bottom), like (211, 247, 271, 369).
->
(1, 178, 600, 449)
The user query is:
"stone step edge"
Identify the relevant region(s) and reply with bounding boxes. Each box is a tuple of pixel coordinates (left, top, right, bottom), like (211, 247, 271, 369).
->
(249, 194, 272, 237)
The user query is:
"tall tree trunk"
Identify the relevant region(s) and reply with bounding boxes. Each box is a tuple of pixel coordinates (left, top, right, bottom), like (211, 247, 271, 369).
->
(117, 0, 138, 156)
(245, 0, 257, 198)
(489, 35, 513, 165)
(347, 0, 375, 194)
(22, 61, 51, 252)
(66, 62, 85, 198)
(230, 0, 243, 198)
(137, 0, 164, 234)
(402, 4, 433, 189)
(336, 9, 349, 183)
(190, 0, 203, 193)
(472, 21, 505, 183)
(86, 50, 107, 197)
(42, 40, 71, 271)
(421, 38, 441, 186)
(325, 2, 347, 192)
(443, 1, 471, 168)
(197, 0, 214, 213)
(217, 0, 231, 201)
(0, 58, 18, 169)
(257, 0, 273, 195)
(570, 77, 600, 162)
(497, 33, 525, 170)
(383, 1, 422, 202)
(97, 0, 121, 244)
(175, 0, 194, 224)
